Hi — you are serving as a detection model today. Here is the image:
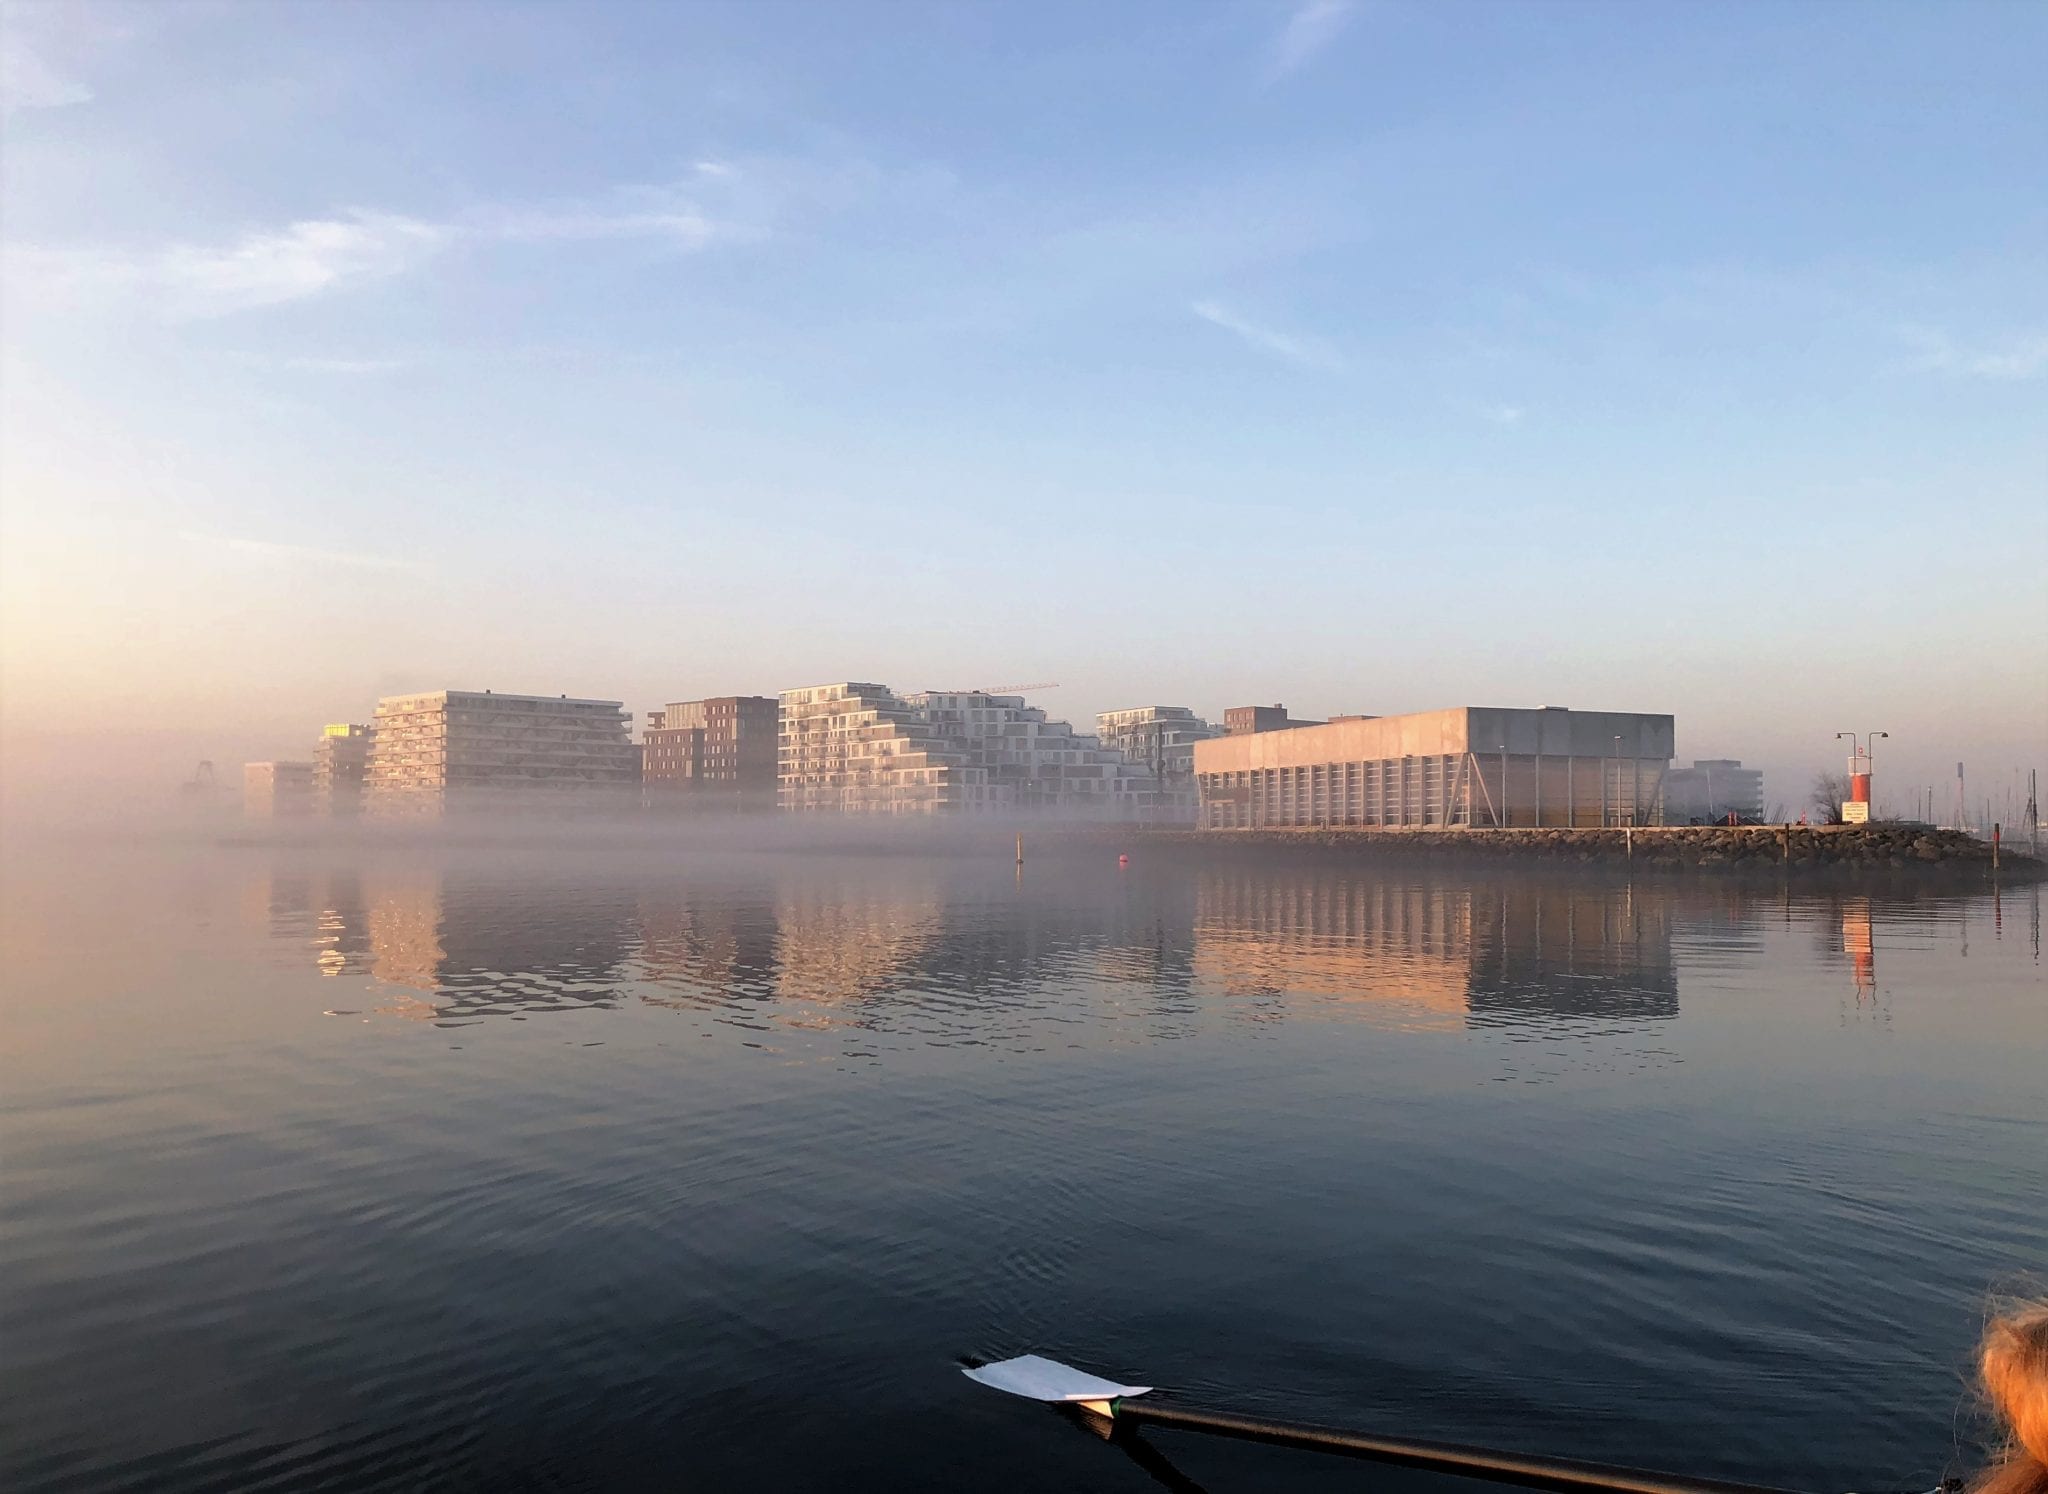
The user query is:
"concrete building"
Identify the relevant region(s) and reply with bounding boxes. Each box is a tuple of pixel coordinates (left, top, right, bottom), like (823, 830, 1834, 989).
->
(778, 682, 1167, 816)
(244, 760, 315, 819)
(644, 696, 778, 811)
(1663, 759, 1765, 824)
(1195, 705, 1675, 830)
(365, 690, 639, 816)
(1224, 703, 1322, 736)
(312, 724, 372, 817)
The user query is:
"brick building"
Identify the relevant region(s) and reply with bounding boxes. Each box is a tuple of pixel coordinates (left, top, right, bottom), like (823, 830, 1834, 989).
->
(643, 696, 778, 811)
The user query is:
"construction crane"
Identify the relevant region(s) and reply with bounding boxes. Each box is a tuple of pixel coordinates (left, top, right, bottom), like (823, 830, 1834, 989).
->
(980, 681, 1059, 696)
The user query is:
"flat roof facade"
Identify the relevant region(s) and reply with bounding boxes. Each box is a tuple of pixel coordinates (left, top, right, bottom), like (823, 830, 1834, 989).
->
(1195, 706, 1675, 830)
(366, 689, 637, 815)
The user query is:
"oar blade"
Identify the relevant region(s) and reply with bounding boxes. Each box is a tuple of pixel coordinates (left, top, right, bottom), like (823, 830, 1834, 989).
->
(963, 1353, 1152, 1403)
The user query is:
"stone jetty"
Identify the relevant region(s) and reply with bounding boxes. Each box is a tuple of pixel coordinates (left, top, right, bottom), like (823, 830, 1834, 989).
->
(1134, 824, 2041, 881)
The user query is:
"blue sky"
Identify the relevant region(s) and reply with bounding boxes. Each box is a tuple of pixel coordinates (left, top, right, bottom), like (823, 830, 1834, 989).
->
(1, 0, 2042, 813)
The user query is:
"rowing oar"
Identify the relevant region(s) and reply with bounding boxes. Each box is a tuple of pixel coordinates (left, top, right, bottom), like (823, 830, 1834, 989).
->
(962, 1354, 1805, 1494)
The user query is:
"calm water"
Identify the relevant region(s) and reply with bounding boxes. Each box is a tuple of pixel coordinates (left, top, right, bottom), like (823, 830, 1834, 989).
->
(2, 834, 2042, 1493)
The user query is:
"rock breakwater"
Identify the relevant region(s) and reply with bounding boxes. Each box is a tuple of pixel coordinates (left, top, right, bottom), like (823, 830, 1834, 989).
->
(1134, 824, 2040, 881)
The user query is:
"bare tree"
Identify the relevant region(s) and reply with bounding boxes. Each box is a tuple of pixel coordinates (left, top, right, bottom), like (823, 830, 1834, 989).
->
(1811, 771, 1850, 825)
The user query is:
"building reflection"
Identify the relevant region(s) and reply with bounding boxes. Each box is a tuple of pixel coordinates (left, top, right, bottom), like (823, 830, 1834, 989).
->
(1191, 871, 1678, 1031)
(772, 877, 944, 1003)
(1193, 875, 1475, 1030)
(1465, 882, 1677, 1026)
(1841, 898, 1876, 1000)
(276, 862, 635, 1021)
(635, 885, 781, 1000)
(313, 869, 372, 979)
(274, 857, 1682, 1039)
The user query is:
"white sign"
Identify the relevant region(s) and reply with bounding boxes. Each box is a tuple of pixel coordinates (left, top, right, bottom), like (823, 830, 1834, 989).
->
(1841, 801, 1870, 824)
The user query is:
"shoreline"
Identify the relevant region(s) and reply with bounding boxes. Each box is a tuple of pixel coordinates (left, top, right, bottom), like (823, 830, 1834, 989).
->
(1128, 824, 2043, 883)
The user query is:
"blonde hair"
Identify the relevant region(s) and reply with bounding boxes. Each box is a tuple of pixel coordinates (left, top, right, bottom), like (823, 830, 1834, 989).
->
(1975, 1300, 2048, 1494)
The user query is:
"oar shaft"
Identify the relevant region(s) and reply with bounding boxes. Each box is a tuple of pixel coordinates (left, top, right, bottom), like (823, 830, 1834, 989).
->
(1116, 1402, 1803, 1494)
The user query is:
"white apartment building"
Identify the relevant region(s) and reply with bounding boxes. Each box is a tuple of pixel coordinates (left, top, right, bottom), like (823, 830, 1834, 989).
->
(914, 691, 1166, 815)
(778, 682, 966, 814)
(365, 690, 639, 816)
(778, 683, 1169, 817)
(1097, 706, 1221, 778)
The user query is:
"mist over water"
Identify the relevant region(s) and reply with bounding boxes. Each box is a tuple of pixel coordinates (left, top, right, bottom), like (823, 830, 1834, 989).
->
(1, 829, 2042, 1492)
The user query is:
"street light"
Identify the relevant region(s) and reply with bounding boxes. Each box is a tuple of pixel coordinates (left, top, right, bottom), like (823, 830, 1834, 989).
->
(1608, 734, 1622, 828)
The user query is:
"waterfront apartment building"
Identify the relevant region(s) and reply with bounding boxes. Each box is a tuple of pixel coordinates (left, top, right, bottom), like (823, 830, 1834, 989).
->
(779, 683, 964, 814)
(643, 696, 778, 811)
(1663, 759, 1765, 824)
(1224, 704, 1322, 736)
(364, 690, 639, 816)
(1097, 706, 1221, 779)
(312, 724, 373, 816)
(1195, 706, 1675, 830)
(914, 690, 1167, 815)
(778, 683, 1167, 816)
(244, 760, 315, 818)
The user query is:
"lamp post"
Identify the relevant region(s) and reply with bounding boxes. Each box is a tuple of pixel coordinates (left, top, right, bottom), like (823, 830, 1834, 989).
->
(1607, 734, 1622, 828)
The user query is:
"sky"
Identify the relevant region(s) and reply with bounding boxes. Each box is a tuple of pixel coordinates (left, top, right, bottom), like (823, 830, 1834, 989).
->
(1, 0, 2043, 819)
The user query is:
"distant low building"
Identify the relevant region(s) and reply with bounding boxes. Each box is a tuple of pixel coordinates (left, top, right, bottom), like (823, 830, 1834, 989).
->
(1224, 704, 1323, 736)
(1196, 705, 1674, 829)
(245, 761, 315, 819)
(365, 690, 639, 816)
(312, 724, 373, 816)
(1663, 759, 1765, 824)
(643, 696, 778, 811)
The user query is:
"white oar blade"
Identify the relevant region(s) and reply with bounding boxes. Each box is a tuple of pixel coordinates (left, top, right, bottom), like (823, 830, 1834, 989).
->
(964, 1353, 1152, 1403)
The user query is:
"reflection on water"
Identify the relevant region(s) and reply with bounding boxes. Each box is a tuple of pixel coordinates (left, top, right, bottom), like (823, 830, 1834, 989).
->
(255, 857, 2043, 1070)
(276, 860, 1705, 1057)
(3, 844, 2040, 1494)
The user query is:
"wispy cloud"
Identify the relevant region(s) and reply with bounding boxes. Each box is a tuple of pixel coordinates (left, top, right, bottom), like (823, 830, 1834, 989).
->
(4, 186, 746, 320)
(1265, 0, 1355, 81)
(1898, 326, 2048, 381)
(8, 212, 448, 320)
(1191, 300, 1342, 371)
(1479, 403, 1526, 425)
(182, 532, 425, 574)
